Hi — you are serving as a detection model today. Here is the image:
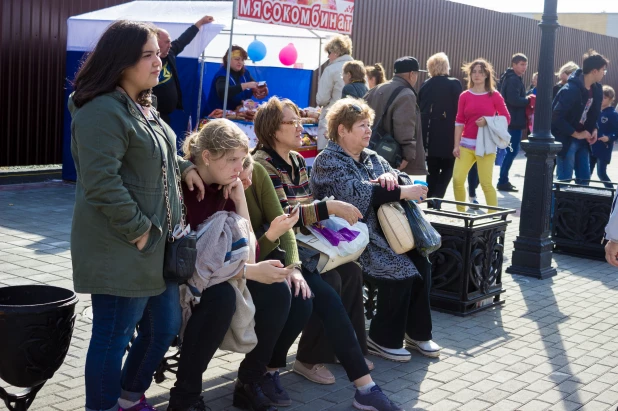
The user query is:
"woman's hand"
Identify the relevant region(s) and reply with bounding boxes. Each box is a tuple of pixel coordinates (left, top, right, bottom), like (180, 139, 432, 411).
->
(370, 172, 398, 191)
(327, 200, 363, 226)
(135, 231, 150, 251)
(184, 168, 205, 202)
(599, 136, 610, 143)
(400, 184, 428, 202)
(475, 117, 487, 127)
(453, 145, 461, 159)
(265, 210, 300, 242)
(222, 178, 246, 206)
(245, 260, 291, 284)
(287, 268, 311, 299)
(242, 81, 258, 90)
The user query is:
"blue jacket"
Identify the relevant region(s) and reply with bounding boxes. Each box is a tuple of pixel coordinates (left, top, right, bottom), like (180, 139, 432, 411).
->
(591, 106, 618, 163)
(499, 68, 528, 130)
(551, 69, 603, 156)
(206, 66, 254, 113)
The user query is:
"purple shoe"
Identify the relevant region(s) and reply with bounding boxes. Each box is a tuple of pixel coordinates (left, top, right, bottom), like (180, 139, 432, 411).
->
(119, 396, 157, 411)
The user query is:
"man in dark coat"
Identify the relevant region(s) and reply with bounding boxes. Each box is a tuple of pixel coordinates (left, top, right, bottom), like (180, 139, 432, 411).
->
(154, 15, 214, 124)
(552, 50, 608, 185)
(496, 53, 531, 192)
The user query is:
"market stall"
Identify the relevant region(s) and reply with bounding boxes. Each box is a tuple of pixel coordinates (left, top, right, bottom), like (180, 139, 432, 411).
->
(62, 1, 334, 180)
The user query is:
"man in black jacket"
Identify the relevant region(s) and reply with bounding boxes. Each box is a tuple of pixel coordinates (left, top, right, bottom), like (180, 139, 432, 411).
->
(154, 15, 214, 124)
(552, 50, 608, 185)
(497, 53, 531, 192)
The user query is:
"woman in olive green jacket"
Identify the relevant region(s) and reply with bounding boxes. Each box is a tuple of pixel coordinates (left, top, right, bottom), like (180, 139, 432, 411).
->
(69, 20, 205, 411)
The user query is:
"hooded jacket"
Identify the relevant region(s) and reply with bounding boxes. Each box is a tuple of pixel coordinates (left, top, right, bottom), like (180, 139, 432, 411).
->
(69, 91, 193, 297)
(551, 69, 603, 156)
(499, 68, 528, 130)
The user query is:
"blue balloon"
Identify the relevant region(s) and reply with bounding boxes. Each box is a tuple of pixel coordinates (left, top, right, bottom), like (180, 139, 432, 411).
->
(247, 40, 267, 62)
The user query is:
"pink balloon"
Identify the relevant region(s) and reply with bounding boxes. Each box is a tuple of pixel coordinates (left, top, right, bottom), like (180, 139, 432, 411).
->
(279, 43, 298, 66)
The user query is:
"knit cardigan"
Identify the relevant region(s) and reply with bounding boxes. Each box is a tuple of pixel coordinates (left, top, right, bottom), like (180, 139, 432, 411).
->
(246, 162, 300, 265)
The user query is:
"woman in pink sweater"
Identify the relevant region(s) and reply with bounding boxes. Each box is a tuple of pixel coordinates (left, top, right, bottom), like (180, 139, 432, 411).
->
(452, 59, 510, 212)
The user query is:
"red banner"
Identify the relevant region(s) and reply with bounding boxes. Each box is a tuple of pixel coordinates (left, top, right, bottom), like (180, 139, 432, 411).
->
(236, 0, 354, 35)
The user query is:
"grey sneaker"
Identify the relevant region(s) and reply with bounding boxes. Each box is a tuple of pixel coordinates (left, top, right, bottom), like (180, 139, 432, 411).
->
(260, 371, 292, 407)
(353, 385, 403, 411)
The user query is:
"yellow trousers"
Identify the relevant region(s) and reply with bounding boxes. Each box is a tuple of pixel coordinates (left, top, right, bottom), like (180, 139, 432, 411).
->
(452, 147, 498, 212)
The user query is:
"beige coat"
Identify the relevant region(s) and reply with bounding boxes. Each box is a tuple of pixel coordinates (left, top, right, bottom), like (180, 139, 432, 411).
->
(179, 211, 257, 353)
(316, 54, 354, 149)
(365, 76, 427, 175)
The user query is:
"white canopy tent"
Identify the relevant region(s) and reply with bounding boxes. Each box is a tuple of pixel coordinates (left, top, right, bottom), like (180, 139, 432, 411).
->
(67, 1, 334, 70)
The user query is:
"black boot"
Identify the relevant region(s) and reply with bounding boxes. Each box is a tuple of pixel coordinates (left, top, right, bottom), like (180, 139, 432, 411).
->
(167, 395, 210, 411)
(233, 379, 278, 411)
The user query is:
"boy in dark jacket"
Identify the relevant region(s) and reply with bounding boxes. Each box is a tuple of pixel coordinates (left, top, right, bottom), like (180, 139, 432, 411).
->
(497, 53, 531, 192)
(590, 85, 618, 187)
(551, 50, 608, 185)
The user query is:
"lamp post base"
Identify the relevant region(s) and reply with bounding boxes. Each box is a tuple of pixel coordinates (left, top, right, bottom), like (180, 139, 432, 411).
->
(506, 236, 557, 279)
(506, 139, 562, 280)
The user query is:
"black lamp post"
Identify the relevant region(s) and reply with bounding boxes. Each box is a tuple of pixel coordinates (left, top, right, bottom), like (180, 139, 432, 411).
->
(506, 0, 563, 279)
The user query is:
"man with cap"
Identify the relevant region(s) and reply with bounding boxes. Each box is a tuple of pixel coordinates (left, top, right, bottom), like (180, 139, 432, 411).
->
(154, 15, 214, 125)
(365, 56, 427, 175)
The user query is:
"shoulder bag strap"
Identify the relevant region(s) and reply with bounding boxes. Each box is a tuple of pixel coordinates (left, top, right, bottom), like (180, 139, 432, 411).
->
(134, 103, 187, 241)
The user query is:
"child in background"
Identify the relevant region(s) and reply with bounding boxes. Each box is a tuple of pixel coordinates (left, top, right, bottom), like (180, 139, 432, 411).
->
(590, 85, 618, 188)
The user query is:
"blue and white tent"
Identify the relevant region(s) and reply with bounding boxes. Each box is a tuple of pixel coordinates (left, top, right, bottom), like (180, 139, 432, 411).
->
(62, 1, 332, 181)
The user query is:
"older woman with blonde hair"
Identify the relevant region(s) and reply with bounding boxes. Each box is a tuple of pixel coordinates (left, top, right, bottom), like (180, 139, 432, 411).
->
(316, 34, 354, 149)
(311, 97, 442, 364)
(418, 52, 462, 206)
(553, 61, 579, 99)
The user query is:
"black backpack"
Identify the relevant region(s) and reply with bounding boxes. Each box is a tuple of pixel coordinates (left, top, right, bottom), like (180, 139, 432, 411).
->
(369, 86, 406, 168)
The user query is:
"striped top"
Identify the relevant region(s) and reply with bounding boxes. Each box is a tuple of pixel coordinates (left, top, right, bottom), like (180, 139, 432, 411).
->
(253, 148, 330, 227)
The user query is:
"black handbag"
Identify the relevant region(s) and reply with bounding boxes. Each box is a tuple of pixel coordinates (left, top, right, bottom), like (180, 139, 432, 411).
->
(369, 86, 406, 168)
(135, 101, 197, 283)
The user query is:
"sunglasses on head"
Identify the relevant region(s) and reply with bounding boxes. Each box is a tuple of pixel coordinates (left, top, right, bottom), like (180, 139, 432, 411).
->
(349, 104, 362, 113)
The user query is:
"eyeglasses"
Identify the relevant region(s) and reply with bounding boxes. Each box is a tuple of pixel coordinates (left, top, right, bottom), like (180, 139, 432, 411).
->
(281, 119, 303, 127)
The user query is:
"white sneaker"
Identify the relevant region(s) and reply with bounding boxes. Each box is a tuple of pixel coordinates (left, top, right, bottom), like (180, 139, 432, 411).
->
(404, 335, 441, 358)
(367, 336, 411, 362)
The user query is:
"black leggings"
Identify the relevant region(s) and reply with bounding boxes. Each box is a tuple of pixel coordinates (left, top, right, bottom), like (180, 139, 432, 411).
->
(170, 280, 302, 408)
(170, 282, 237, 408)
(296, 262, 368, 364)
(270, 268, 370, 382)
(426, 156, 455, 200)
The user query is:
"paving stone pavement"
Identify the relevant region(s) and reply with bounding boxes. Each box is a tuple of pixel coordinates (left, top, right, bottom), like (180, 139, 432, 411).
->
(2, 153, 618, 411)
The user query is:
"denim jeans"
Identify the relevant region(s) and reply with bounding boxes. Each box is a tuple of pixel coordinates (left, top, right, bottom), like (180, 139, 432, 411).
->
(468, 164, 479, 198)
(590, 155, 613, 188)
(498, 129, 523, 185)
(85, 282, 181, 411)
(556, 139, 591, 185)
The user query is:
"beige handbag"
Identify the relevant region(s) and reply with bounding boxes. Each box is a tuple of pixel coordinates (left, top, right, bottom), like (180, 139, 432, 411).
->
(377, 202, 415, 254)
